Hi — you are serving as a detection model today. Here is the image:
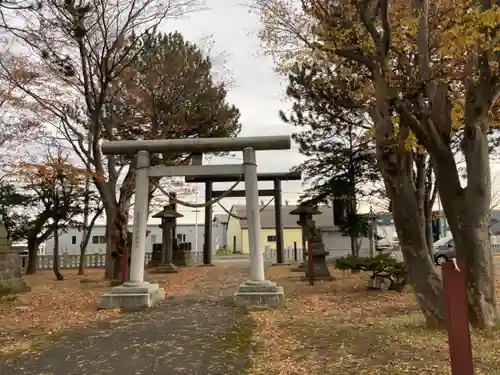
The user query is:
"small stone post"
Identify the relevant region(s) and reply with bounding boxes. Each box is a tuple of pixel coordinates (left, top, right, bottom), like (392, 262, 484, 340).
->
(291, 226, 308, 272)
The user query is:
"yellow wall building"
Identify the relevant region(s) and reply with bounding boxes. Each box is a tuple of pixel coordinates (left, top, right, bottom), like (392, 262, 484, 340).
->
(224, 205, 381, 259)
(226, 205, 314, 254)
(240, 228, 303, 254)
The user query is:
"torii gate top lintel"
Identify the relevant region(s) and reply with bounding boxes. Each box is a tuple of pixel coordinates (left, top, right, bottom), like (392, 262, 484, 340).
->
(101, 135, 291, 155)
(184, 171, 302, 183)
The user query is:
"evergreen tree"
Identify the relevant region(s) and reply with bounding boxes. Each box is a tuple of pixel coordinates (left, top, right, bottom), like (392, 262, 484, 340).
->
(280, 62, 379, 256)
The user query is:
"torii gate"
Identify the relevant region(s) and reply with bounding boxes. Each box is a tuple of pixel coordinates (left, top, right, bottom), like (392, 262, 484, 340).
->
(185, 171, 302, 265)
(98, 136, 288, 310)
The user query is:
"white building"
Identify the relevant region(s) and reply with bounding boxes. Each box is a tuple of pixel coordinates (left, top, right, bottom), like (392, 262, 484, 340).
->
(43, 221, 227, 256)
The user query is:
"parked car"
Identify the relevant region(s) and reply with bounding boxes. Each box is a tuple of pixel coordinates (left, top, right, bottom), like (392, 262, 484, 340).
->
(433, 237, 455, 265)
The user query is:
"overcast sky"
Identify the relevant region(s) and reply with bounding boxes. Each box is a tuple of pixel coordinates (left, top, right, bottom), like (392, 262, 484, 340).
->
(157, 1, 308, 224)
(15, 1, 498, 227)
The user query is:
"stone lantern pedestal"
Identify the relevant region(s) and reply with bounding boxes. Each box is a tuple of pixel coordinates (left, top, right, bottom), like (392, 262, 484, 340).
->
(290, 205, 333, 281)
(152, 206, 183, 274)
(303, 239, 333, 280)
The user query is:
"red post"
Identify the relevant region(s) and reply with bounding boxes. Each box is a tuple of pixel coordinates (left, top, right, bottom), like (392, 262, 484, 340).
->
(307, 241, 314, 286)
(442, 261, 474, 375)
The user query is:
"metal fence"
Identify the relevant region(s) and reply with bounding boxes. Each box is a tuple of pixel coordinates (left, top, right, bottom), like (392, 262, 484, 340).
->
(21, 253, 153, 272)
(19, 244, 500, 272)
(263, 246, 302, 262)
(21, 251, 209, 272)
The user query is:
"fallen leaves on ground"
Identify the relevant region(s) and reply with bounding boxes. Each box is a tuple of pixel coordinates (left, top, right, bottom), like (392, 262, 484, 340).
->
(0, 269, 121, 355)
(246, 266, 500, 375)
(0, 265, 237, 357)
(0, 263, 253, 375)
(148, 262, 246, 299)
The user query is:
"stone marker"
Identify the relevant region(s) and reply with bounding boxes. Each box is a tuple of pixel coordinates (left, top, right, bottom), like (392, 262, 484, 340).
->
(0, 221, 30, 295)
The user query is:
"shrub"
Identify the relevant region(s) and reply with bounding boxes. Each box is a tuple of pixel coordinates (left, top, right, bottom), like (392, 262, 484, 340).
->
(335, 253, 408, 292)
(216, 246, 232, 256)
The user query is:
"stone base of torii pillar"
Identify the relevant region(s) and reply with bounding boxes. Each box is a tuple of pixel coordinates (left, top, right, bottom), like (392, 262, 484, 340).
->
(99, 282, 165, 310)
(234, 280, 284, 309)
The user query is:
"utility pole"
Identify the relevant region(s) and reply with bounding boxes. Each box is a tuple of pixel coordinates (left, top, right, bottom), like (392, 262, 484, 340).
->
(193, 184, 200, 251)
(79, 130, 91, 275)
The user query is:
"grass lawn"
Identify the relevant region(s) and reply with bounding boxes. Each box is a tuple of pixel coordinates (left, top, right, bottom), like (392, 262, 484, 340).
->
(245, 266, 500, 375)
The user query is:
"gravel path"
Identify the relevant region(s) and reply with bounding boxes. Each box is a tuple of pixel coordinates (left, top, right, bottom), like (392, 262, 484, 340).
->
(1, 263, 254, 375)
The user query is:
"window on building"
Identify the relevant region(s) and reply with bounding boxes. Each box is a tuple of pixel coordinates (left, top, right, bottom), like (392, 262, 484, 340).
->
(267, 235, 277, 242)
(93, 235, 106, 244)
(151, 235, 157, 244)
(71, 236, 77, 245)
(176, 233, 187, 242)
(183, 234, 186, 242)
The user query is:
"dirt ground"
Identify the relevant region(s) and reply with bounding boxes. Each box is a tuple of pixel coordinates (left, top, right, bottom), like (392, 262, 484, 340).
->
(244, 266, 500, 375)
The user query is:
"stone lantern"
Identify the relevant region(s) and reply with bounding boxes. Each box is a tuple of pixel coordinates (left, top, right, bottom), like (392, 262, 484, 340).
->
(289, 204, 333, 280)
(152, 205, 183, 273)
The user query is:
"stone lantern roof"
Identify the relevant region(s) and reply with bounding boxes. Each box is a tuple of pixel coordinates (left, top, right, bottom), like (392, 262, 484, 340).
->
(152, 206, 184, 219)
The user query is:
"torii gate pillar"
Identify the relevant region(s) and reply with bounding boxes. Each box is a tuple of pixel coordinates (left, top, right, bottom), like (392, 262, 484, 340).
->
(232, 148, 284, 308)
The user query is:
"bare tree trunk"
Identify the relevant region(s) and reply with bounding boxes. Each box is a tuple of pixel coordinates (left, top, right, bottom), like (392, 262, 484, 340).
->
(53, 225, 63, 281)
(26, 238, 38, 275)
(372, 99, 446, 328)
(347, 188, 359, 257)
(438, 182, 497, 328)
(389, 176, 446, 328)
(460, 88, 498, 328)
(349, 236, 358, 257)
(78, 207, 103, 275)
(432, 132, 498, 329)
(458, 222, 497, 328)
(423, 203, 434, 256)
(105, 205, 129, 280)
(78, 243, 87, 276)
